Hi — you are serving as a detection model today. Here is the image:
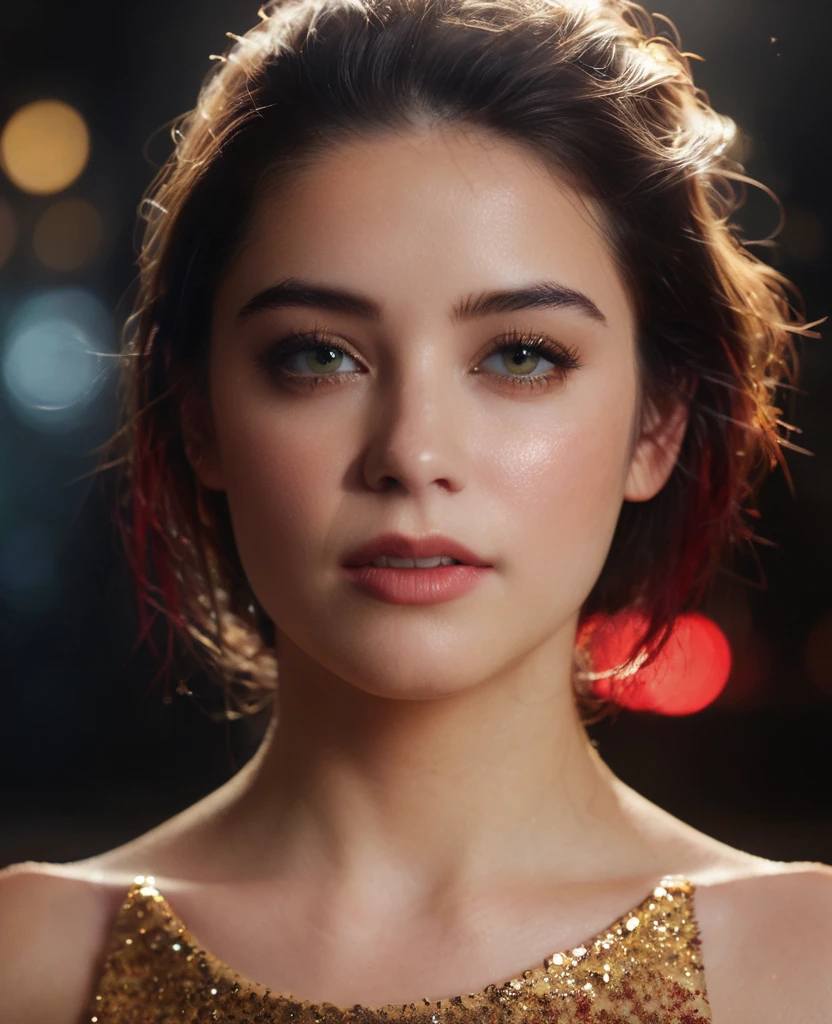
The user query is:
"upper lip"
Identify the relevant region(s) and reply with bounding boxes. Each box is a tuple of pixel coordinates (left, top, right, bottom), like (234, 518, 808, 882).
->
(342, 532, 492, 568)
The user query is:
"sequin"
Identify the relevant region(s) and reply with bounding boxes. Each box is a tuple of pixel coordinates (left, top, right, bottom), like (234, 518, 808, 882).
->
(86, 874, 711, 1022)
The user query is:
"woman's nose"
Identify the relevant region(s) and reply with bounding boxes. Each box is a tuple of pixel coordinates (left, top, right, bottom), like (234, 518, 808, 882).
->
(360, 369, 470, 497)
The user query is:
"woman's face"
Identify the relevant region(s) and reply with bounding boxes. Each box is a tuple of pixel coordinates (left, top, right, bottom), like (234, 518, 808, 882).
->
(199, 123, 683, 700)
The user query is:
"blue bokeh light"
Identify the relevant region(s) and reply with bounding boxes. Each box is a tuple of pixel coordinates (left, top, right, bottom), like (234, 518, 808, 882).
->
(1, 288, 115, 433)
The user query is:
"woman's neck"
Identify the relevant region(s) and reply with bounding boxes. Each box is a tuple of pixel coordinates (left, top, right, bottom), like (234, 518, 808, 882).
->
(220, 629, 655, 898)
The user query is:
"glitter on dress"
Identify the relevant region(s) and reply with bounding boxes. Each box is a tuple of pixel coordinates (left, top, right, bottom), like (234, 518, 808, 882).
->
(86, 874, 712, 1023)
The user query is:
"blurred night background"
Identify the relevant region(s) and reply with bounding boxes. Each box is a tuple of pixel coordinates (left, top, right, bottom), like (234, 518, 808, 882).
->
(1, 0, 831, 869)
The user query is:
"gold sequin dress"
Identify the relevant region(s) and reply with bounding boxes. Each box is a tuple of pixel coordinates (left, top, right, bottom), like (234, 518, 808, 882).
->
(86, 874, 712, 1023)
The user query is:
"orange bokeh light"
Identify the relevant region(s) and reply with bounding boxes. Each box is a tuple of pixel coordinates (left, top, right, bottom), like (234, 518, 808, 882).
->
(0, 99, 90, 195)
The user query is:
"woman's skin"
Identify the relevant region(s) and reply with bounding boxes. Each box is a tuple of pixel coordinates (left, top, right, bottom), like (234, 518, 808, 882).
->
(3, 122, 831, 1024)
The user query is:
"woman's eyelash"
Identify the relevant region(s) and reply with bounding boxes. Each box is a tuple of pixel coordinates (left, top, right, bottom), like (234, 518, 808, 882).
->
(254, 327, 583, 391)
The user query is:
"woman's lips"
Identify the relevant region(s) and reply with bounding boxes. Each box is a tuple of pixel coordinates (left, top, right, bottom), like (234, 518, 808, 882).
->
(341, 563, 491, 604)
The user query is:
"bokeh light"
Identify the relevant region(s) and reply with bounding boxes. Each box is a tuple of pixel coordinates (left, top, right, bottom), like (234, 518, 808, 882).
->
(0, 197, 17, 268)
(33, 198, 103, 271)
(0, 99, 90, 195)
(579, 611, 732, 715)
(1, 288, 113, 432)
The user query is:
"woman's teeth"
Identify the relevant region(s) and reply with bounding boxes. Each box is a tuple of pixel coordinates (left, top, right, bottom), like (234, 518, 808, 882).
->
(369, 555, 461, 568)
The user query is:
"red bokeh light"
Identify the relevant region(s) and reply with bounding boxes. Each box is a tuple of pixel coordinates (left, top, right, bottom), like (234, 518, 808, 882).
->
(578, 611, 732, 715)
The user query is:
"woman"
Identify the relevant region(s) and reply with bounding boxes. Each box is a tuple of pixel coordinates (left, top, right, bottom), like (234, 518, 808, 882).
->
(2, 0, 830, 1020)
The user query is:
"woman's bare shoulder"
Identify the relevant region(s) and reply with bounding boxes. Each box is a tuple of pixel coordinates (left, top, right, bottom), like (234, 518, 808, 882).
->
(693, 858, 832, 1024)
(0, 859, 130, 1024)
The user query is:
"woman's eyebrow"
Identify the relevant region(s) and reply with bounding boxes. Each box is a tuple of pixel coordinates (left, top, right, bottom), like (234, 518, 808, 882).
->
(235, 277, 607, 325)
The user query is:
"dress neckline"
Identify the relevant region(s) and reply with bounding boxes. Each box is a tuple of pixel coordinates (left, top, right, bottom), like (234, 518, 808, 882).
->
(122, 872, 703, 1016)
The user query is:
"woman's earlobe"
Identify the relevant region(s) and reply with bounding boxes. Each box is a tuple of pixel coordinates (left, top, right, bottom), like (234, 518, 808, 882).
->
(181, 393, 226, 492)
(184, 439, 226, 492)
(623, 381, 696, 503)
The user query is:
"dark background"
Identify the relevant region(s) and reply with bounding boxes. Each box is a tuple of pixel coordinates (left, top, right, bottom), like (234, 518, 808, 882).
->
(1, 0, 830, 868)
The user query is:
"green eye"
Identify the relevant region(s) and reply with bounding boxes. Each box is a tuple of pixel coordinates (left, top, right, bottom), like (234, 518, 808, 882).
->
(483, 344, 548, 377)
(299, 345, 349, 374)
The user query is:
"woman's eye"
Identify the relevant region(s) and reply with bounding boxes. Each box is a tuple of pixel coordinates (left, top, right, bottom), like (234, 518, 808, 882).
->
(279, 341, 359, 377)
(255, 329, 582, 391)
(478, 333, 583, 390)
(479, 341, 563, 382)
(254, 334, 361, 387)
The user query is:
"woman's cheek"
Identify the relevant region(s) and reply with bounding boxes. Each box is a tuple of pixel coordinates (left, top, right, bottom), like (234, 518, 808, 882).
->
(492, 396, 636, 602)
(218, 414, 372, 627)
(223, 424, 340, 554)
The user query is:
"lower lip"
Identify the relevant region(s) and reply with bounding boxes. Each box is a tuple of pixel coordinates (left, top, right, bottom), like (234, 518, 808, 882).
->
(342, 564, 492, 604)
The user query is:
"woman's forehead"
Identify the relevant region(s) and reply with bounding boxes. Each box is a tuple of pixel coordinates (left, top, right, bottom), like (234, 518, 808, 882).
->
(216, 125, 636, 332)
(253, 124, 605, 246)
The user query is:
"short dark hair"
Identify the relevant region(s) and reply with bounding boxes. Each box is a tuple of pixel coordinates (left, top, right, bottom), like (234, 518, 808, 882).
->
(104, 0, 816, 720)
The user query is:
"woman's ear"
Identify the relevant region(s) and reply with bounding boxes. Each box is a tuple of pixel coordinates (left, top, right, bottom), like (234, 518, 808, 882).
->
(180, 386, 226, 492)
(623, 376, 698, 503)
